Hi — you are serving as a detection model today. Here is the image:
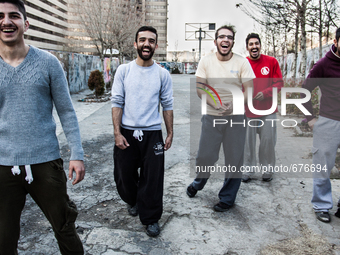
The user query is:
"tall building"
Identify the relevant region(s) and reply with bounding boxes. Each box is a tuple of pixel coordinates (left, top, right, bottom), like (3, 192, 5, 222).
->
(23, 0, 168, 61)
(24, 0, 69, 52)
(144, 0, 167, 61)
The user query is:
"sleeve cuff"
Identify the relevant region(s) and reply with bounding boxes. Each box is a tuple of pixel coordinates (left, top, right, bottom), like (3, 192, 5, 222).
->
(70, 149, 84, 161)
(111, 103, 123, 108)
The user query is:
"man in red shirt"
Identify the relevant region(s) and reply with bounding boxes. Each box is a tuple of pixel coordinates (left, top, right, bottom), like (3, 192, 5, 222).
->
(242, 33, 283, 183)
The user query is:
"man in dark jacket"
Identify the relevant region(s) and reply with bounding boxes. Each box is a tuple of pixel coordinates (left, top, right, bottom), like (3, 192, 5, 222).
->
(302, 27, 340, 223)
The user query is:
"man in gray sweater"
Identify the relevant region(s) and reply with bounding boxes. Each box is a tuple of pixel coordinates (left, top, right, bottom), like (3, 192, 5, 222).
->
(0, 0, 85, 254)
(111, 26, 173, 237)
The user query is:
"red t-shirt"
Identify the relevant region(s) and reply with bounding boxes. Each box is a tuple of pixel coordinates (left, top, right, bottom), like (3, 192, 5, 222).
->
(245, 54, 283, 118)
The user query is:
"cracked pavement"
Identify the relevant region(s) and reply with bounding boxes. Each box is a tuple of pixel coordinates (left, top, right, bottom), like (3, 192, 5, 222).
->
(17, 74, 340, 255)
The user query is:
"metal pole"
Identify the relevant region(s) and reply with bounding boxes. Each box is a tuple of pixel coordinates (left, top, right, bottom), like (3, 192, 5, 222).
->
(199, 27, 202, 61)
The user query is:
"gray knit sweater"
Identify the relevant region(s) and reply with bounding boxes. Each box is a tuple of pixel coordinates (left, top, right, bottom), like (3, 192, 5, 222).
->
(0, 46, 84, 166)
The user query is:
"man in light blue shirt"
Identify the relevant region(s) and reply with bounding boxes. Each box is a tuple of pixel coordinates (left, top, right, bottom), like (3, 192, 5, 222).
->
(111, 26, 173, 237)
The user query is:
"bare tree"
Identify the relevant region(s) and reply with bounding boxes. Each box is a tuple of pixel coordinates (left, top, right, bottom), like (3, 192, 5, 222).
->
(171, 41, 183, 62)
(237, 0, 298, 74)
(106, 0, 145, 63)
(238, 0, 339, 78)
(73, 0, 144, 68)
(307, 0, 339, 58)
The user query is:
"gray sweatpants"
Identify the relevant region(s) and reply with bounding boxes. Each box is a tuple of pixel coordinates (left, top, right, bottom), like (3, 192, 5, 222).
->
(192, 115, 246, 206)
(243, 113, 277, 178)
(311, 116, 340, 212)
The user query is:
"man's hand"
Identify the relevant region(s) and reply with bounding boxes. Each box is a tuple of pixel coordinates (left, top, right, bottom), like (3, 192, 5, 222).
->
(115, 134, 130, 150)
(254, 92, 264, 101)
(308, 118, 317, 130)
(219, 102, 233, 116)
(164, 133, 173, 151)
(68, 160, 85, 185)
(163, 110, 173, 151)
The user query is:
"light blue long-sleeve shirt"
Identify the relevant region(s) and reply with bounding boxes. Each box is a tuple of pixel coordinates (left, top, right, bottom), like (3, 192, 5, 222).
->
(111, 60, 173, 130)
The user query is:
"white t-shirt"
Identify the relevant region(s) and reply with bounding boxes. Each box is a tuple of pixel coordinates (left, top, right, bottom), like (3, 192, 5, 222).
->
(196, 52, 255, 116)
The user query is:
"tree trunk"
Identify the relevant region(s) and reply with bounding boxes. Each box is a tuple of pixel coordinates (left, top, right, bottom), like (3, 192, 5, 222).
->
(293, 16, 299, 80)
(318, 0, 323, 59)
(300, 0, 307, 78)
(272, 33, 276, 58)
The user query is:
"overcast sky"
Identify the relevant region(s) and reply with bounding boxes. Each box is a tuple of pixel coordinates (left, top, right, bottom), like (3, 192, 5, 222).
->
(167, 0, 257, 57)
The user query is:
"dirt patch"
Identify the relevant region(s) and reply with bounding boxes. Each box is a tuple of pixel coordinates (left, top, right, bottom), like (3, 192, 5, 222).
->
(78, 93, 110, 102)
(294, 121, 313, 137)
(297, 121, 312, 133)
(260, 223, 337, 255)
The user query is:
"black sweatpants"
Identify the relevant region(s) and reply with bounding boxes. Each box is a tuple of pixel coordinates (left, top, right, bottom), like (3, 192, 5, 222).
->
(114, 128, 165, 225)
(0, 159, 83, 255)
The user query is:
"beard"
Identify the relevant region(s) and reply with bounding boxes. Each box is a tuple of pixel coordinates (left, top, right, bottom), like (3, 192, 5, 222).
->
(250, 49, 260, 59)
(216, 43, 233, 57)
(336, 45, 340, 56)
(137, 46, 155, 61)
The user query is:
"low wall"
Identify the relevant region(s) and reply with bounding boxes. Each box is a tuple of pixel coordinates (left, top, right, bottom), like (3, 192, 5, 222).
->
(48, 44, 333, 94)
(47, 50, 119, 94)
(158, 62, 198, 74)
(277, 44, 332, 79)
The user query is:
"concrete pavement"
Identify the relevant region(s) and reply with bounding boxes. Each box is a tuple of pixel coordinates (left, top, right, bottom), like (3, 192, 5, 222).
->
(17, 74, 340, 255)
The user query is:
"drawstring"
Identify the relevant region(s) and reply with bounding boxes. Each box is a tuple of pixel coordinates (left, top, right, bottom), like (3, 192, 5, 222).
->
(11, 165, 20, 175)
(25, 165, 33, 184)
(133, 130, 144, 142)
(11, 165, 34, 184)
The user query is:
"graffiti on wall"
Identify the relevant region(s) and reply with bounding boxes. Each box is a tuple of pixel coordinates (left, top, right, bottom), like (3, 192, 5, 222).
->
(48, 49, 118, 93)
(49, 48, 199, 94)
(104, 58, 111, 83)
(277, 44, 332, 79)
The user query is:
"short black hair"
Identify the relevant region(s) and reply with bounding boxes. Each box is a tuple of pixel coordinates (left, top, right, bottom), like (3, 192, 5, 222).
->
(135, 26, 158, 43)
(336, 27, 340, 42)
(0, 0, 27, 20)
(246, 33, 261, 47)
(215, 25, 236, 40)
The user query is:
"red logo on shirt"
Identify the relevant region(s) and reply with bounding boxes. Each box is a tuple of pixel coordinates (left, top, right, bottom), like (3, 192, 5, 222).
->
(261, 66, 270, 75)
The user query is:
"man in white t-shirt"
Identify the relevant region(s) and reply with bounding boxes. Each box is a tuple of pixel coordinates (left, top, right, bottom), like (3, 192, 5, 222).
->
(186, 25, 255, 212)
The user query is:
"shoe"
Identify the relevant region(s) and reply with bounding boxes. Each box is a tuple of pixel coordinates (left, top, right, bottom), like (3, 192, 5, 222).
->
(335, 205, 340, 218)
(128, 204, 138, 217)
(262, 177, 273, 182)
(242, 175, 251, 183)
(186, 184, 197, 198)
(315, 211, 331, 223)
(213, 202, 232, 212)
(146, 222, 160, 237)
(335, 208, 340, 218)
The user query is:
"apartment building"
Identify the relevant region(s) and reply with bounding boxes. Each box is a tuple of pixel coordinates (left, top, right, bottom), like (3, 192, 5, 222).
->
(24, 0, 168, 61)
(145, 0, 167, 60)
(24, 0, 69, 51)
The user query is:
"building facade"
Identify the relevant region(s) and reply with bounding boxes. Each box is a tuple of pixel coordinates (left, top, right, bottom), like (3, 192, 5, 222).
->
(145, 0, 167, 60)
(24, 0, 69, 51)
(24, 0, 168, 61)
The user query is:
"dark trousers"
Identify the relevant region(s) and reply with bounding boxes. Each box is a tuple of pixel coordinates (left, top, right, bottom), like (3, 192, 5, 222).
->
(0, 158, 83, 255)
(193, 115, 246, 206)
(114, 128, 165, 225)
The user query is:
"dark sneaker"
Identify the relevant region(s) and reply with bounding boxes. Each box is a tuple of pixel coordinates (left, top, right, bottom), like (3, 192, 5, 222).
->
(146, 222, 160, 237)
(335, 208, 340, 218)
(213, 202, 232, 212)
(335, 203, 340, 218)
(186, 184, 197, 198)
(315, 211, 331, 223)
(128, 204, 138, 217)
(242, 175, 251, 183)
(262, 177, 273, 182)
